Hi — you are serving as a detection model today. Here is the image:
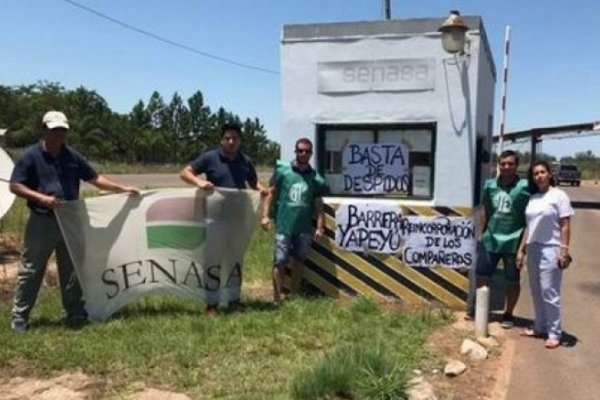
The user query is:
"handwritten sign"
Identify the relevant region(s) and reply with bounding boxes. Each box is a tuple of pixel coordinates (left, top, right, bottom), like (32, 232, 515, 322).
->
(336, 203, 403, 253)
(335, 203, 475, 268)
(342, 143, 410, 194)
(401, 216, 475, 268)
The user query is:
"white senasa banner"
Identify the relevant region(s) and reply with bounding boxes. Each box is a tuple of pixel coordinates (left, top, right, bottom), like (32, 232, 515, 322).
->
(335, 203, 475, 269)
(56, 188, 260, 321)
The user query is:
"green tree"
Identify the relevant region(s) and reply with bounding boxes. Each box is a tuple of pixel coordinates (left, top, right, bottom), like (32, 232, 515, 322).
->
(163, 92, 191, 160)
(65, 86, 113, 151)
(0, 82, 281, 166)
(146, 91, 166, 130)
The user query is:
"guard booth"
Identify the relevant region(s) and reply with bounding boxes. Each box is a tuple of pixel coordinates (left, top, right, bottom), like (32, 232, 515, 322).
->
(280, 15, 496, 309)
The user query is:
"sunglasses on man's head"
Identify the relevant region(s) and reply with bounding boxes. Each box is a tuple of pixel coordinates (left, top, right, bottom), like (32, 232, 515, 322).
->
(295, 149, 312, 155)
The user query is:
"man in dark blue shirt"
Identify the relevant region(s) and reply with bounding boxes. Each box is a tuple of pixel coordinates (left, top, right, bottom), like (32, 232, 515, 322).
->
(9, 111, 139, 333)
(180, 123, 266, 314)
(180, 123, 262, 190)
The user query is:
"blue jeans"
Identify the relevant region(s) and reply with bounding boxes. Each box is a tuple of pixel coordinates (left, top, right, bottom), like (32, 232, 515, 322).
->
(468, 242, 520, 315)
(476, 247, 520, 283)
(12, 211, 86, 322)
(273, 233, 312, 268)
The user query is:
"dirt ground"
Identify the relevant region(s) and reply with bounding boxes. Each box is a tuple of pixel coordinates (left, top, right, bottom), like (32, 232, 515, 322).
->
(0, 260, 512, 400)
(425, 316, 513, 400)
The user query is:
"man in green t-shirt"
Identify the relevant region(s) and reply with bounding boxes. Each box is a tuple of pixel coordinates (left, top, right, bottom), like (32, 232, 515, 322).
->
(469, 150, 530, 328)
(261, 138, 326, 305)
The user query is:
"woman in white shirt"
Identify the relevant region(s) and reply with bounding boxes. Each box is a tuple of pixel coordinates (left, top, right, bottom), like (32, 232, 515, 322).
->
(516, 160, 574, 349)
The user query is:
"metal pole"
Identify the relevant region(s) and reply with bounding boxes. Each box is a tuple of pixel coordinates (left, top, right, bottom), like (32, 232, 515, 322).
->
(475, 286, 490, 338)
(531, 135, 539, 162)
(384, 0, 391, 20)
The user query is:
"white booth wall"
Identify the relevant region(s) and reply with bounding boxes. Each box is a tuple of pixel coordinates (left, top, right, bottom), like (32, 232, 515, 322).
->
(281, 17, 496, 207)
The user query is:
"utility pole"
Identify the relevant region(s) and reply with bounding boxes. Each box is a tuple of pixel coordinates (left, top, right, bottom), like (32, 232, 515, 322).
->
(384, 0, 391, 20)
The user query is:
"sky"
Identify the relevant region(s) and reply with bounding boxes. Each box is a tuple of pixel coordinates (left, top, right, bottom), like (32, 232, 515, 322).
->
(1, 0, 599, 158)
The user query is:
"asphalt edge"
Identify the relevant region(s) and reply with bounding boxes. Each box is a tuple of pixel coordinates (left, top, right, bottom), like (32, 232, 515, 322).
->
(489, 336, 516, 400)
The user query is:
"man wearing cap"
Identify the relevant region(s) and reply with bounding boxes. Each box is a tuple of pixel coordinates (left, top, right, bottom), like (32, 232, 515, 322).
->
(180, 123, 267, 314)
(9, 110, 140, 333)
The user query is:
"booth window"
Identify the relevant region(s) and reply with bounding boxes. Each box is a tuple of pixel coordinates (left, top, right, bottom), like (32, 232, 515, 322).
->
(317, 124, 436, 199)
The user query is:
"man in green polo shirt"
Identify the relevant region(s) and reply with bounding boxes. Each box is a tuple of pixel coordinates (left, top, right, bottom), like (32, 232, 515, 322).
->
(261, 138, 326, 305)
(470, 150, 530, 328)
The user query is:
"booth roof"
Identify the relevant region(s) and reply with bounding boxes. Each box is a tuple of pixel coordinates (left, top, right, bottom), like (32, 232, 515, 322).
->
(282, 16, 483, 41)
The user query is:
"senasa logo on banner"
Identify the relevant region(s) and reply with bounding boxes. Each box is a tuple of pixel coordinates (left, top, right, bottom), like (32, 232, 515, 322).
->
(145, 197, 207, 251)
(317, 58, 435, 93)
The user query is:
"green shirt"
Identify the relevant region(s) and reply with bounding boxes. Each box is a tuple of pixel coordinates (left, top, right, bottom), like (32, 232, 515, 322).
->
(270, 161, 326, 236)
(481, 177, 530, 254)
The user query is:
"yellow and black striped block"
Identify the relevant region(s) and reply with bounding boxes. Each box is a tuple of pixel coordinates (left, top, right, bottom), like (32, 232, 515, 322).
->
(295, 203, 472, 309)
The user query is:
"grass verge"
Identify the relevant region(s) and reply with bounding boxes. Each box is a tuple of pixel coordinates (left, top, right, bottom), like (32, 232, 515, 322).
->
(0, 294, 449, 399)
(0, 191, 452, 399)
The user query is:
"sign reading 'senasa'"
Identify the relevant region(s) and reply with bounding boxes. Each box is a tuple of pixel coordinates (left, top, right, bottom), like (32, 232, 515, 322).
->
(317, 58, 435, 93)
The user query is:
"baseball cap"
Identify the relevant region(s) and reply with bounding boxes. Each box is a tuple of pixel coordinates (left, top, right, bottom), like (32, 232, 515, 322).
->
(42, 111, 70, 130)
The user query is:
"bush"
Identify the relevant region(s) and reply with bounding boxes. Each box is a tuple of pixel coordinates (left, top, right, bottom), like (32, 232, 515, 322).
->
(292, 344, 409, 400)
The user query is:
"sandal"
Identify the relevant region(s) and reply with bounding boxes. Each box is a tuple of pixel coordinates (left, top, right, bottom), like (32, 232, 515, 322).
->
(545, 338, 560, 349)
(519, 328, 546, 338)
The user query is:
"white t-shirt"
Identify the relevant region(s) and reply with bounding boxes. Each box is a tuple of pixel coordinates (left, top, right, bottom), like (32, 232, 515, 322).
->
(525, 187, 574, 245)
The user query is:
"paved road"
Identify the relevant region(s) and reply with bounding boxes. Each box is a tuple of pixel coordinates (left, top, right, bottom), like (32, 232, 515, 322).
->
(505, 188, 600, 400)
(561, 181, 600, 202)
(88, 176, 600, 201)
(83, 174, 187, 191)
(82, 173, 272, 191)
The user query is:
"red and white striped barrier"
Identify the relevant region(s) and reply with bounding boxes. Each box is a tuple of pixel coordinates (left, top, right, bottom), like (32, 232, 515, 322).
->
(498, 26, 511, 153)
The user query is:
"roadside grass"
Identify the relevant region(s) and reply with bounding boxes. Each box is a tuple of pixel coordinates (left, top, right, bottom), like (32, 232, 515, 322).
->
(1, 198, 28, 240)
(0, 190, 452, 399)
(243, 228, 273, 284)
(0, 292, 448, 399)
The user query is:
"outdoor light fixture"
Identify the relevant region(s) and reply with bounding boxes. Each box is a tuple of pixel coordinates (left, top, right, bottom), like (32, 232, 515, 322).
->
(438, 10, 469, 54)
